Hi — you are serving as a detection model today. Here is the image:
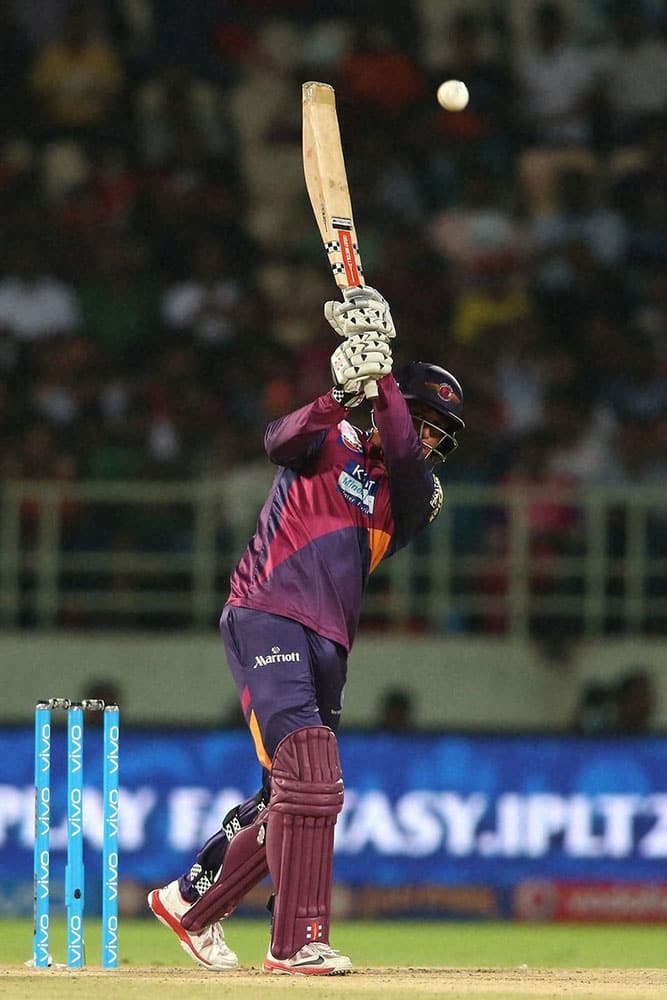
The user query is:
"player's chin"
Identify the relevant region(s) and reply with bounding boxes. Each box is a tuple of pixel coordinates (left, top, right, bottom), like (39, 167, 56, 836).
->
(422, 445, 445, 468)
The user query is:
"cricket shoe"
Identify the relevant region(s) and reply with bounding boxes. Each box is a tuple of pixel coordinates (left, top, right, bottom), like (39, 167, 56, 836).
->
(148, 880, 238, 971)
(263, 941, 352, 975)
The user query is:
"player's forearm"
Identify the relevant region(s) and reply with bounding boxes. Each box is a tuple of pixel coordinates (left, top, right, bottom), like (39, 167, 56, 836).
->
(264, 392, 344, 466)
(373, 375, 439, 540)
(372, 375, 424, 475)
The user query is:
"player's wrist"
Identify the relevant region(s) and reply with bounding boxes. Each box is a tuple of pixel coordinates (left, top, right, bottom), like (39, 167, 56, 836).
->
(331, 386, 364, 409)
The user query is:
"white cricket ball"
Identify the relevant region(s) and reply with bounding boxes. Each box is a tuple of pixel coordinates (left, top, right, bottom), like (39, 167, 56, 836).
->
(437, 79, 469, 112)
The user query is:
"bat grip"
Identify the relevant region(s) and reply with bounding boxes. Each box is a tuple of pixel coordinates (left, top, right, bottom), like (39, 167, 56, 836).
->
(345, 290, 378, 400)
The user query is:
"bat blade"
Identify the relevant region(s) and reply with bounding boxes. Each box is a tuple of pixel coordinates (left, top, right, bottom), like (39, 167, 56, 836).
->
(302, 81, 363, 290)
(302, 81, 378, 398)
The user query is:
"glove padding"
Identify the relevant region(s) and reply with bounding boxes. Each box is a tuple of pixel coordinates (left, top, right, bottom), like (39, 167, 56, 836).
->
(324, 285, 396, 341)
(330, 333, 393, 408)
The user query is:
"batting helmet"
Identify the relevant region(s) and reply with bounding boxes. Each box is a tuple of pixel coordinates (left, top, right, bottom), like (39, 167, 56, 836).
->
(395, 363, 465, 431)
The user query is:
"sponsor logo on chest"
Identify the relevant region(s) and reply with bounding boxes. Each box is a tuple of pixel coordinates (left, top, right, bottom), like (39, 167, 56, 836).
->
(339, 422, 364, 453)
(337, 460, 379, 516)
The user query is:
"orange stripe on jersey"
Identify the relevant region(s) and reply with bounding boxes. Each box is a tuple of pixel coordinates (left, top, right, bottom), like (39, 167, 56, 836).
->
(368, 528, 392, 573)
(248, 709, 272, 770)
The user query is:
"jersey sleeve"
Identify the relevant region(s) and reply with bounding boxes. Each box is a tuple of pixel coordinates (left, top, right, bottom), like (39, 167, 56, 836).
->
(372, 374, 444, 549)
(264, 392, 347, 469)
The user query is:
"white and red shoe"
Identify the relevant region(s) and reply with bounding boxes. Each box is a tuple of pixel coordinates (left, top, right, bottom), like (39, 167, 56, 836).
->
(148, 880, 238, 971)
(263, 941, 352, 975)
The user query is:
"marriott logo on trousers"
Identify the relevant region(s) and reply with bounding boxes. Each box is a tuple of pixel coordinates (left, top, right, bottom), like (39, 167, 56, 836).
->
(254, 646, 301, 669)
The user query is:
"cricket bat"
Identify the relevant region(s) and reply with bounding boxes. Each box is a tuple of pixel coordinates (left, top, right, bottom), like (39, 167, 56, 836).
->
(302, 81, 378, 398)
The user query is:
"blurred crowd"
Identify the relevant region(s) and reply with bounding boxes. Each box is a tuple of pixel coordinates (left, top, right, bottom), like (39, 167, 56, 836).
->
(0, 0, 665, 492)
(572, 666, 657, 735)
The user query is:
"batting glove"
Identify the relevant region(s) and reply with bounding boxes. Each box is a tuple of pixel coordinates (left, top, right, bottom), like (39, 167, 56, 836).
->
(330, 333, 393, 407)
(324, 285, 396, 341)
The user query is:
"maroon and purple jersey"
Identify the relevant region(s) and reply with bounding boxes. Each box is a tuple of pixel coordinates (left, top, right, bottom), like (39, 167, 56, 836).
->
(227, 374, 443, 651)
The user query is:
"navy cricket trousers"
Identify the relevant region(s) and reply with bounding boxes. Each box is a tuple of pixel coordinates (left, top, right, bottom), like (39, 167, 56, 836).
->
(221, 603, 348, 765)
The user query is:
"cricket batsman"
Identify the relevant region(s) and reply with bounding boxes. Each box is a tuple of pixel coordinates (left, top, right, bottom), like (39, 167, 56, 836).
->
(148, 286, 464, 974)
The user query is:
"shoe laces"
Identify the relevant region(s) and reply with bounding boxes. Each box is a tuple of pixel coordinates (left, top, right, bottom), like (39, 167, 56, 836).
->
(286, 943, 325, 962)
(312, 942, 340, 958)
(201, 921, 225, 949)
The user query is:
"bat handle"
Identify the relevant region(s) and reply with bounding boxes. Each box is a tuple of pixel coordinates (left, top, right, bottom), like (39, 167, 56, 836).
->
(345, 290, 378, 400)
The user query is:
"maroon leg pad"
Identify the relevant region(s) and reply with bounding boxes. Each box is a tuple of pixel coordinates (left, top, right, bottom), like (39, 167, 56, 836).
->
(266, 726, 344, 960)
(181, 813, 268, 933)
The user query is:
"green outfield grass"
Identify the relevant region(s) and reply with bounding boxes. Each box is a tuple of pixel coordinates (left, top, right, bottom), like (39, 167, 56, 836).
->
(2, 916, 667, 969)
